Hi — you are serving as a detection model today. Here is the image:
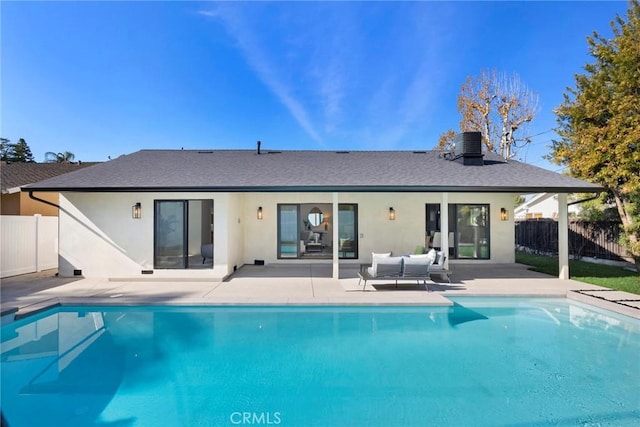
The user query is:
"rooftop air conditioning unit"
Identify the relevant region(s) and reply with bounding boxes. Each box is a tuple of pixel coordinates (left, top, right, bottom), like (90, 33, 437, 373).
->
(453, 131, 484, 166)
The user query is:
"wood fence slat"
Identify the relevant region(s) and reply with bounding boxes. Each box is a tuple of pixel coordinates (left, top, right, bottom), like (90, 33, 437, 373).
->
(515, 219, 631, 262)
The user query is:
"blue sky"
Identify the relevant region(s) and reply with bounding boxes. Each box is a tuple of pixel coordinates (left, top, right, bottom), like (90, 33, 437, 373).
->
(1, 1, 629, 170)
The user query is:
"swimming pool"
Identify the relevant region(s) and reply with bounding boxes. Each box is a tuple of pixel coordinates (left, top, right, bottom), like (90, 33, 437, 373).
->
(1, 298, 639, 426)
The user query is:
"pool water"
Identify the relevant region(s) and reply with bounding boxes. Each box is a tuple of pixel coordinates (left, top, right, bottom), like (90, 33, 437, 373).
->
(1, 298, 639, 426)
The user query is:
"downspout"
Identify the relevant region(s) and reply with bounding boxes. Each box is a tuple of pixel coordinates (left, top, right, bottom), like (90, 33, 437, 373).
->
(28, 190, 61, 275)
(28, 190, 133, 274)
(28, 190, 61, 210)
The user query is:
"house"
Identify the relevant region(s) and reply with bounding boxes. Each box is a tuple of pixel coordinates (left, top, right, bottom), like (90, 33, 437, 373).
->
(1, 161, 98, 216)
(24, 139, 602, 281)
(515, 192, 582, 220)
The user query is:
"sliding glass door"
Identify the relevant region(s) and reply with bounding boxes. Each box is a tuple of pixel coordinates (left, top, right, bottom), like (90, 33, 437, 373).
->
(456, 205, 489, 259)
(338, 204, 358, 259)
(425, 203, 490, 259)
(155, 201, 187, 268)
(277, 203, 358, 259)
(278, 204, 299, 258)
(154, 200, 214, 269)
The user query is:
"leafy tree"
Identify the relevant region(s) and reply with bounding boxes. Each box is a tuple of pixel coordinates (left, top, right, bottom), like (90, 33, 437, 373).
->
(550, 0, 640, 268)
(1, 138, 35, 163)
(437, 69, 539, 159)
(12, 138, 35, 162)
(0, 138, 10, 161)
(44, 151, 75, 163)
(575, 193, 621, 222)
(514, 195, 526, 208)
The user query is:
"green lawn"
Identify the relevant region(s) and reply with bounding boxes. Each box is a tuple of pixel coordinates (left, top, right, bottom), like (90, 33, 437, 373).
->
(516, 251, 640, 295)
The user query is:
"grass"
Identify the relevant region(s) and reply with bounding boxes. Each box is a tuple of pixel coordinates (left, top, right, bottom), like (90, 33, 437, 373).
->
(516, 251, 640, 295)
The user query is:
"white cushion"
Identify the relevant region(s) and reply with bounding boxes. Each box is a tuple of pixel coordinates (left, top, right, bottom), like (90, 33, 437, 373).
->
(403, 255, 432, 276)
(425, 248, 437, 264)
(371, 256, 403, 277)
(372, 252, 391, 258)
(404, 256, 433, 265)
(371, 252, 392, 274)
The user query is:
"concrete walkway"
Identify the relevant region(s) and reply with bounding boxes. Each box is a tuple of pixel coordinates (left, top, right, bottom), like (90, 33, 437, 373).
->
(1, 263, 639, 321)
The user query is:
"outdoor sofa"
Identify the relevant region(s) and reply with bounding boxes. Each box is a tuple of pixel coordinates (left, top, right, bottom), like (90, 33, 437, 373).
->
(358, 250, 451, 291)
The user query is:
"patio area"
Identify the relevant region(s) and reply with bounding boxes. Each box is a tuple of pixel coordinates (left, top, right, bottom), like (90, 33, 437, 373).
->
(1, 263, 639, 322)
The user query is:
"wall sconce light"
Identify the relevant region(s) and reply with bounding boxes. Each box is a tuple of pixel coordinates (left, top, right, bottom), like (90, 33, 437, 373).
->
(257, 206, 263, 220)
(388, 207, 396, 220)
(132, 202, 142, 219)
(500, 207, 508, 221)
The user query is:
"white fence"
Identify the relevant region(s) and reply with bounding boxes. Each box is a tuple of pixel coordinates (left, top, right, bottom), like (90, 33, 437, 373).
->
(1, 215, 58, 278)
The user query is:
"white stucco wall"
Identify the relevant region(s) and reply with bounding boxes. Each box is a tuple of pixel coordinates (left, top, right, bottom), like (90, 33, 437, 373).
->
(59, 192, 232, 279)
(58, 191, 516, 278)
(241, 192, 516, 265)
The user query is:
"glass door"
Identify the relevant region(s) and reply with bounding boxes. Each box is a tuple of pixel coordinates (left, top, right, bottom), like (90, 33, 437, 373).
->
(456, 204, 490, 259)
(278, 204, 299, 258)
(338, 204, 358, 259)
(155, 200, 187, 268)
(425, 203, 490, 259)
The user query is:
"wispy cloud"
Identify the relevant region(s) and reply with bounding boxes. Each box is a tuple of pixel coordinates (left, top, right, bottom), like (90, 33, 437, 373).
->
(198, 2, 451, 149)
(198, 5, 323, 144)
(352, 4, 450, 148)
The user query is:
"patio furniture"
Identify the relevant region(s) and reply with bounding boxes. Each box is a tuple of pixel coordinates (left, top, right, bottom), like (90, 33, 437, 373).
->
(358, 256, 427, 291)
(428, 251, 452, 283)
(201, 243, 213, 264)
(339, 238, 355, 257)
(357, 251, 451, 291)
(306, 242, 323, 252)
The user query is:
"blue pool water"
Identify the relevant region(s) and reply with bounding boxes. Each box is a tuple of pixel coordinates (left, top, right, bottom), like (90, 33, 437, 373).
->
(1, 298, 639, 426)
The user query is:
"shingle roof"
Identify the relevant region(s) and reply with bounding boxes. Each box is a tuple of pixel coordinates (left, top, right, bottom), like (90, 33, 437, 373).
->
(23, 149, 602, 193)
(1, 161, 100, 194)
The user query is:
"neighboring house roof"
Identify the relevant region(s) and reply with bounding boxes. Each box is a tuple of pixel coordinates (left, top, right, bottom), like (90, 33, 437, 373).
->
(1, 161, 100, 194)
(515, 193, 582, 219)
(24, 149, 603, 193)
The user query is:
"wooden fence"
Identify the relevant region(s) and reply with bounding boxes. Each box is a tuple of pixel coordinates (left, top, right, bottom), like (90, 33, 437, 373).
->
(1, 215, 58, 278)
(515, 219, 631, 262)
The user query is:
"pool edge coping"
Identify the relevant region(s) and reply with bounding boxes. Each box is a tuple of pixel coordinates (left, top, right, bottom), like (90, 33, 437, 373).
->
(6, 291, 639, 323)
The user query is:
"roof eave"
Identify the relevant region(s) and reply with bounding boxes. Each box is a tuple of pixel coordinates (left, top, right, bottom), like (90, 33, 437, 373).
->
(23, 185, 606, 194)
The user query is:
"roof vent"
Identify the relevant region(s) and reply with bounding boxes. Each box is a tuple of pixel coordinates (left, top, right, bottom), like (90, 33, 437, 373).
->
(452, 132, 483, 166)
(412, 151, 427, 154)
(336, 151, 350, 154)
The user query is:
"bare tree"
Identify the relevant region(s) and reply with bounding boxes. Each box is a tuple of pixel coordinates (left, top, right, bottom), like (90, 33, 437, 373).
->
(495, 73, 538, 159)
(439, 69, 539, 159)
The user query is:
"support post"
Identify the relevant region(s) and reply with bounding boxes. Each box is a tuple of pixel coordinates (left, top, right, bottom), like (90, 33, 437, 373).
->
(441, 193, 449, 269)
(558, 193, 569, 280)
(332, 192, 339, 279)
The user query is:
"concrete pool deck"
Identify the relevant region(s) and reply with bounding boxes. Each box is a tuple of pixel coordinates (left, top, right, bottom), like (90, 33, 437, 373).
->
(1, 263, 639, 321)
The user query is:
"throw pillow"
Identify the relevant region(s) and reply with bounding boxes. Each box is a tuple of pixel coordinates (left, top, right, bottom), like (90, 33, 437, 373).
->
(372, 252, 391, 258)
(371, 252, 392, 274)
(425, 248, 437, 265)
